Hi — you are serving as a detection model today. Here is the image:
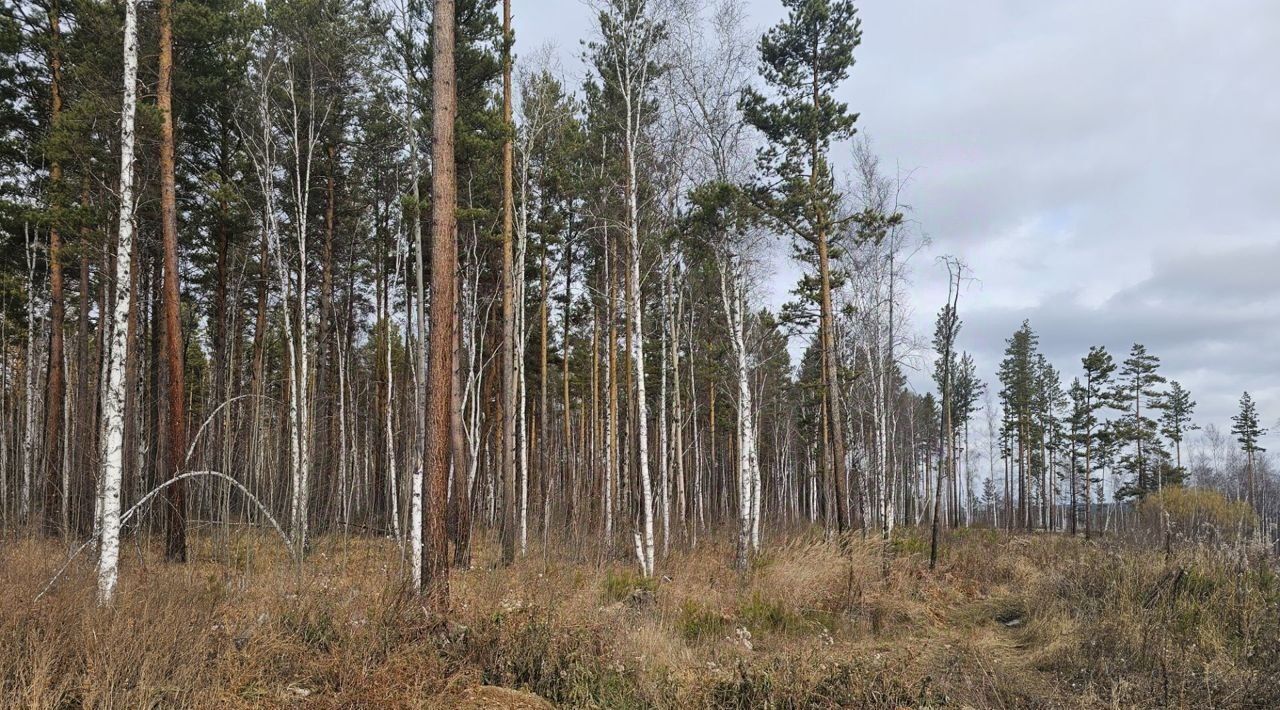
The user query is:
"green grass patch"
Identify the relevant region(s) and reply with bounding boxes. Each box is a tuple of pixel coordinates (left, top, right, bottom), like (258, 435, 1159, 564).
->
(676, 600, 729, 642)
(601, 568, 658, 603)
(738, 593, 807, 635)
(889, 531, 930, 557)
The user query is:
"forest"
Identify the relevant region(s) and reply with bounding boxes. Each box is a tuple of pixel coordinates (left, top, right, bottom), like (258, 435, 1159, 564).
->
(0, 0, 1277, 706)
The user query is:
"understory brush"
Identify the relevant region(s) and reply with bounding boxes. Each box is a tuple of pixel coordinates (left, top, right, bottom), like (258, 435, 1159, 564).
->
(1, 526, 1276, 708)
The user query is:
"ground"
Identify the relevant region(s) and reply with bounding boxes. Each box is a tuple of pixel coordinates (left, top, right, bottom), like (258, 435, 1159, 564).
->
(1, 526, 1277, 708)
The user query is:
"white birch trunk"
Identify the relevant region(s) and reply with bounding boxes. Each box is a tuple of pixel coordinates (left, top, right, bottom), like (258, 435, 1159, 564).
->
(670, 278, 686, 532)
(22, 224, 38, 522)
(460, 241, 487, 529)
(408, 100, 425, 590)
(721, 263, 759, 561)
(599, 0, 661, 577)
(97, 0, 140, 604)
(658, 268, 670, 557)
(602, 256, 614, 540)
(282, 71, 316, 559)
(384, 234, 404, 540)
(687, 307, 702, 544)
(516, 152, 530, 555)
(337, 336, 349, 528)
(623, 99, 655, 578)
(628, 192, 655, 578)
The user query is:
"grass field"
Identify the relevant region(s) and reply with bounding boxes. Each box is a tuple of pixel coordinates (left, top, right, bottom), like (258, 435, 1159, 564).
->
(2, 527, 1277, 708)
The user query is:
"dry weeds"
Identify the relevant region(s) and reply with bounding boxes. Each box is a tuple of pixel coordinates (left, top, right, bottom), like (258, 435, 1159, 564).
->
(1, 526, 1276, 708)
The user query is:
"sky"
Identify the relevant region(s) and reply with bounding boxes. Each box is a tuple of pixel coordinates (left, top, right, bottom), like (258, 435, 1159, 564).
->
(515, 0, 1280, 450)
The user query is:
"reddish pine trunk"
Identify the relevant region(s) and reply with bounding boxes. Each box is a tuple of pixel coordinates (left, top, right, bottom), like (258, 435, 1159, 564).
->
(422, 0, 457, 612)
(158, 0, 187, 561)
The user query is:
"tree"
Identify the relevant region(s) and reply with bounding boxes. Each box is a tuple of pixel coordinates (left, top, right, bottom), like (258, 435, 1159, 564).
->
(929, 257, 963, 568)
(97, 0, 141, 605)
(1160, 380, 1197, 471)
(1230, 391, 1266, 510)
(951, 352, 985, 526)
(684, 183, 765, 568)
(1078, 345, 1115, 538)
(839, 138, 910, 538)
(1032, 354, 1064, 530)
(421, 0, 457, 611)
(1113, 344, 1171, 499)
(40, 0, 65, 539)
(587, 0, 668, 577)
(157, 0, 187, 562)
(498, 0, 517, 565)
(997, 320, 1039, 528)
(668, 0, 761, 565)
(742, 0, 862, 535)
(514, 59, 583, 555)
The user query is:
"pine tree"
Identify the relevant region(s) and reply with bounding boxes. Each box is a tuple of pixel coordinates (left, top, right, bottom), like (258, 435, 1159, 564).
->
(1159, 380, 1198, 472)
(157, 0, 187, 562)
(498, 0, 517, 566)
(951, 352, 985, 526)
(742, 0, 862, 534)
(1230, 391, 1266, 510)
(929, 259, 962, 566)
(997, 320, 1038, 527)
(1113, 343, 1171, 499)
(1077, 345, 1115, 538)
(1032, 354, 1064, 529)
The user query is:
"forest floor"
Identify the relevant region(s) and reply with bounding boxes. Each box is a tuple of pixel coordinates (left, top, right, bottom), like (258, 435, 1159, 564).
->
(2, 525, 1278, 708)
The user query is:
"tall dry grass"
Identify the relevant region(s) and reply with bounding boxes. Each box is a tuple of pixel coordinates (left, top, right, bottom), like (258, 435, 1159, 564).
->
(1, 525, 1277, 708)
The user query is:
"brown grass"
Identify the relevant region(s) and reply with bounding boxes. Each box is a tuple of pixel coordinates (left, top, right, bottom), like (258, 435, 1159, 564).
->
(1, 525, 1277, 708)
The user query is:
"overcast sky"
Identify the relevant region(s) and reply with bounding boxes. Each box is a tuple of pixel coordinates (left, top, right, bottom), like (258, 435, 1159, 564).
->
(516, 0, 1280, 450)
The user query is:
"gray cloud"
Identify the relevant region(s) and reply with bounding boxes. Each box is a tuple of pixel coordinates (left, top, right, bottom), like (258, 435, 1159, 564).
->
(519, 0, 1280, 447)
(957, 240, 1280, 448)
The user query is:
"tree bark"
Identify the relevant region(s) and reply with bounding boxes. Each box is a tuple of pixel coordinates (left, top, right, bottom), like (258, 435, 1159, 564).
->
(158, 0, 187, 561)
(41, 0, 65, 538)
(497, 0, 517, 566)
(98, 0, 140, 604)
(421, 0, 457, 611)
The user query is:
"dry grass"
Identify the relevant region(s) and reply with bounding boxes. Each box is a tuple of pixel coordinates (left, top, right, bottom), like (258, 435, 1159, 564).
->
(1, 525, 1277, 708)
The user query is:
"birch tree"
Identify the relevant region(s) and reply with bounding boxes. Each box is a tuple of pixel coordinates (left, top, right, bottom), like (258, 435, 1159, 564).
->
(389, 0, 427, 593)
(686, 185, 767, 566)
(588, 0, 669, 577)
(96, 0, 140, 604)
(22, 224, 38, 523)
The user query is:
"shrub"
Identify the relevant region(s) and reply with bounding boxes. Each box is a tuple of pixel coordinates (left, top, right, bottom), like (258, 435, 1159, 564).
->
(1137, 486, 1256, 543)
(889, 531, 929, 557)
